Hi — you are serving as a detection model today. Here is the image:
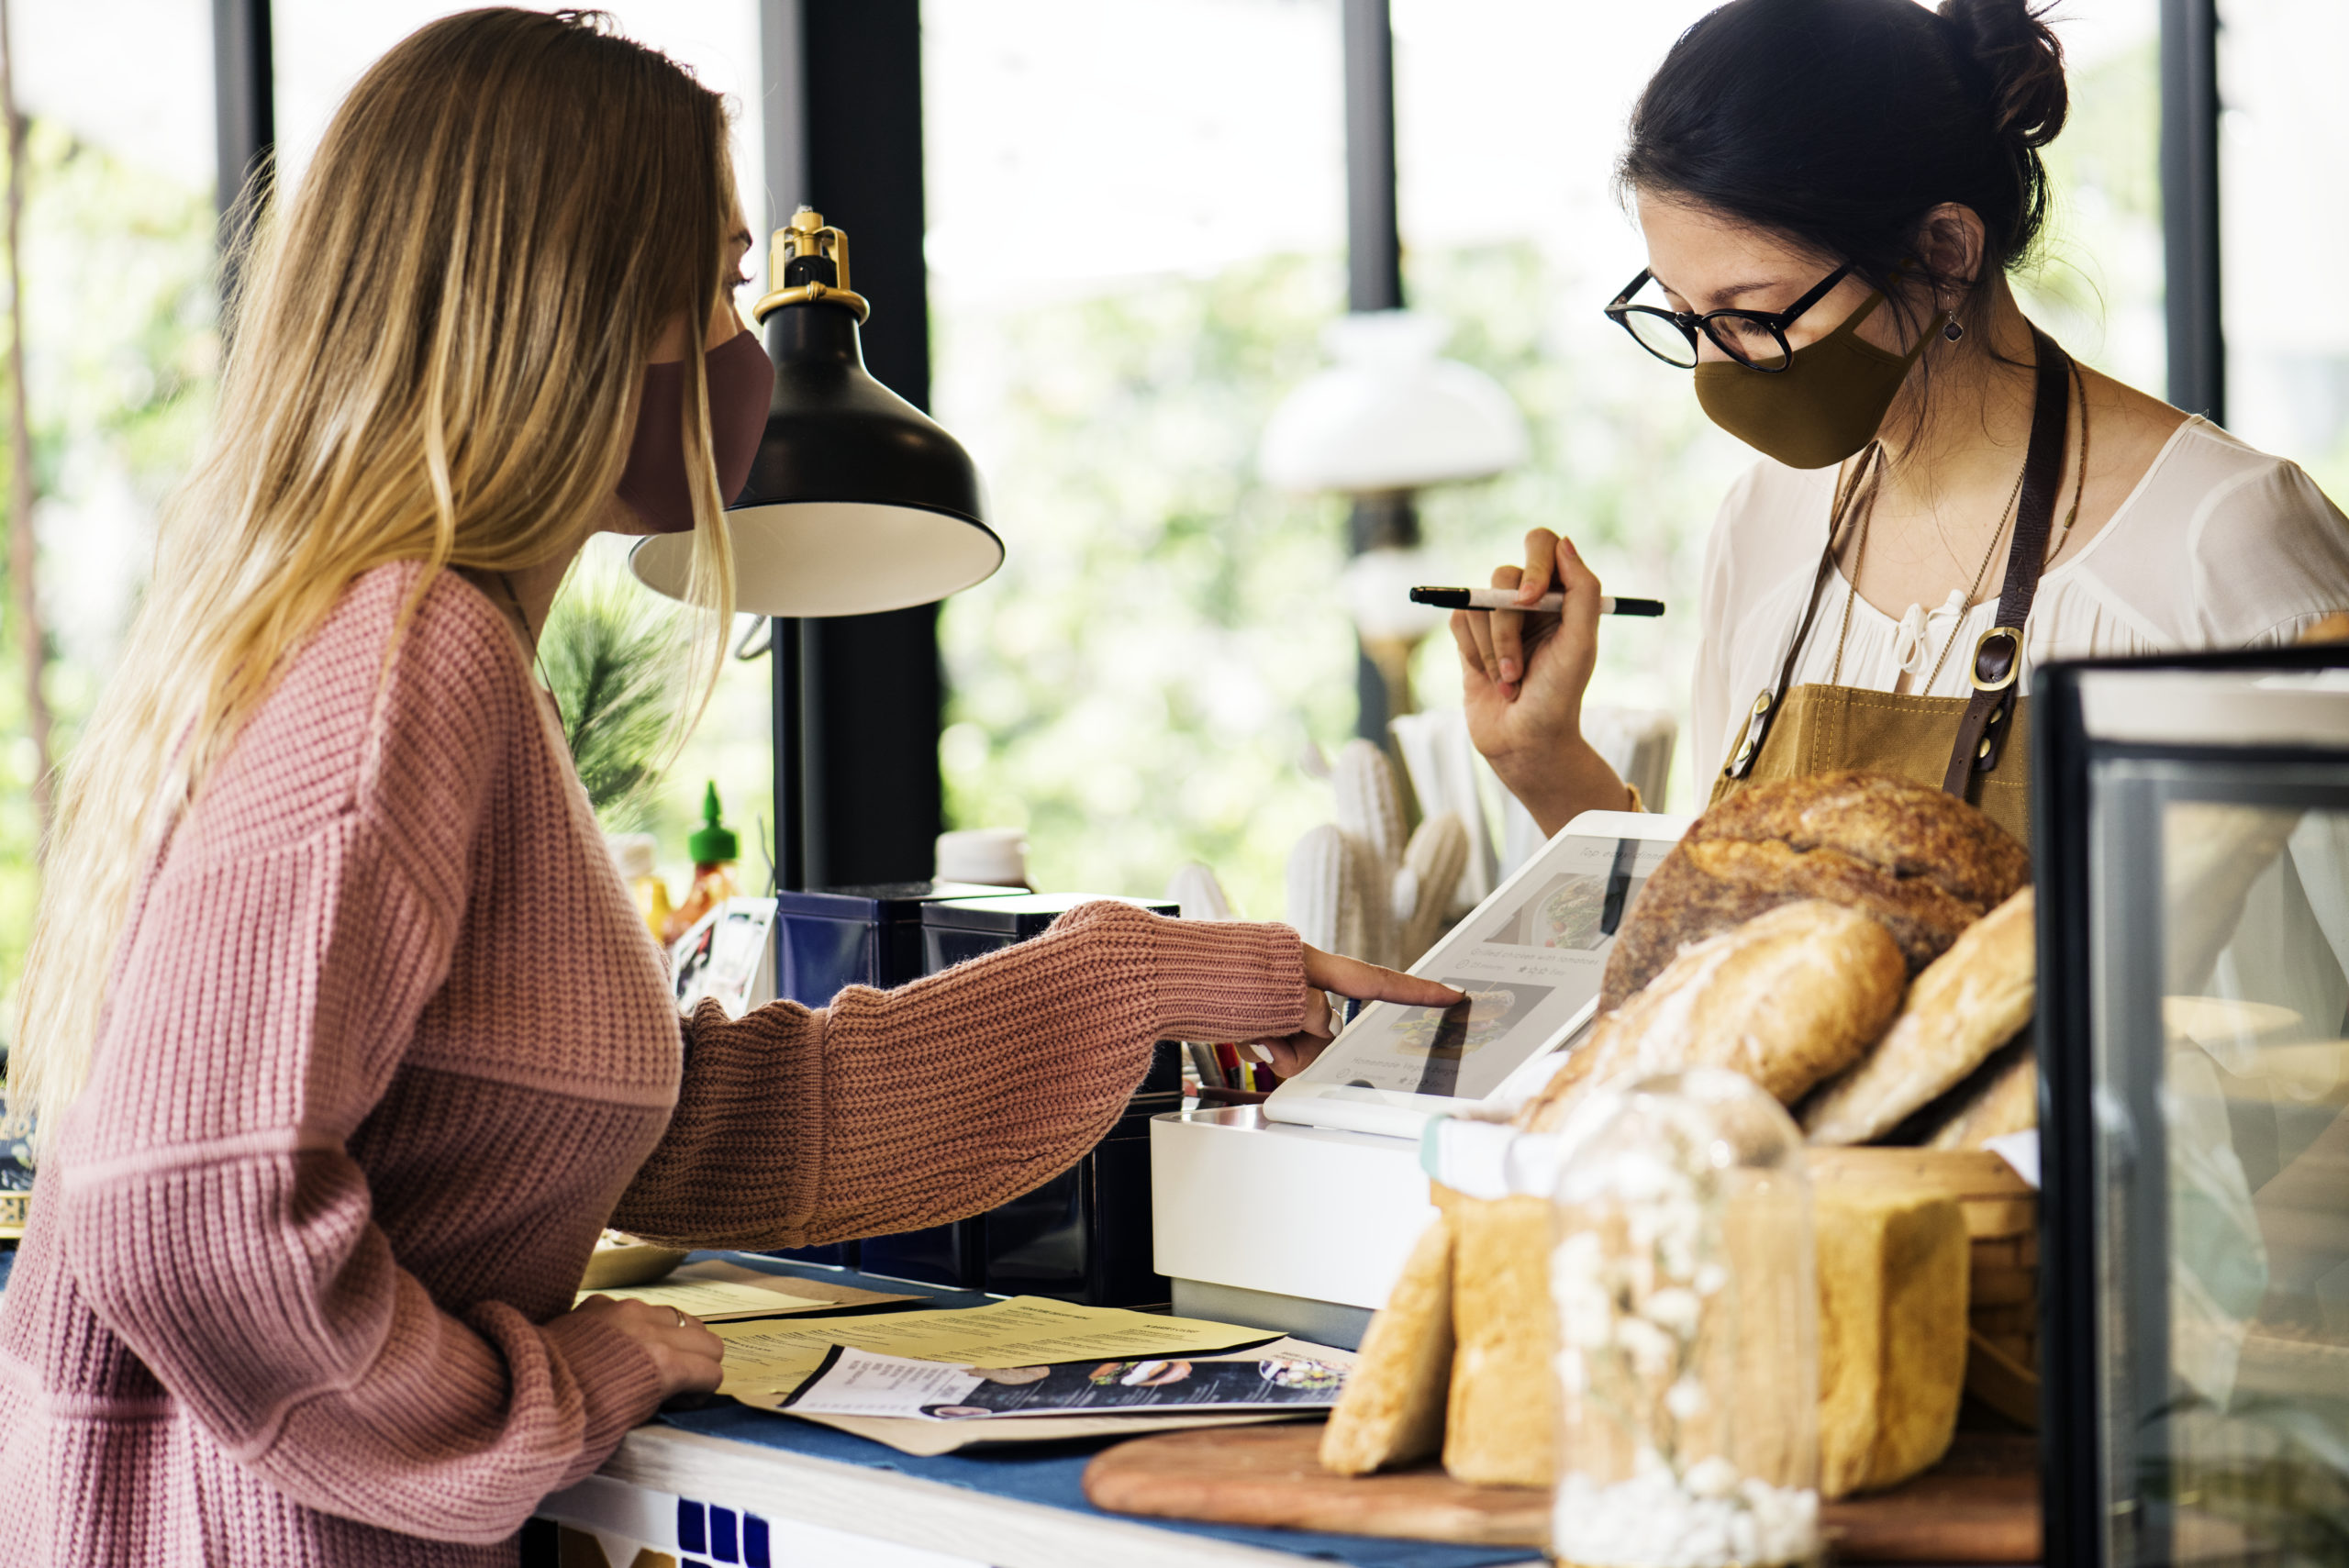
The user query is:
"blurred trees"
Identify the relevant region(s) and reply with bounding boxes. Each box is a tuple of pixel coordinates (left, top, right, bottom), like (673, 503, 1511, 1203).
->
(932, 239, 1746, 919)
(0, 116, 217, 1045)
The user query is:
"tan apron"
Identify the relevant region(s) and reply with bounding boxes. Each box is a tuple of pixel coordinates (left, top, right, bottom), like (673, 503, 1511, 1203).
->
(1709, 684, 2032, 845)
(1706, 327, 2074, 850)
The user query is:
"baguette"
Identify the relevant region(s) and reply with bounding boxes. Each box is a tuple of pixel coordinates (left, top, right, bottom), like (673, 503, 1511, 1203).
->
(1520, 899, 1905, 1133)
(1804, 888, 2036, 1146)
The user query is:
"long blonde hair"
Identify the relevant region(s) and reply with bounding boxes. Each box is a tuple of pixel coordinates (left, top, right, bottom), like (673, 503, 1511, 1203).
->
(6, 8, 740, 1151)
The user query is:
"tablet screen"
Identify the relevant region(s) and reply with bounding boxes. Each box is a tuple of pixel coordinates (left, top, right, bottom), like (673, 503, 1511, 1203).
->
(1277, 824, 1683, 1104)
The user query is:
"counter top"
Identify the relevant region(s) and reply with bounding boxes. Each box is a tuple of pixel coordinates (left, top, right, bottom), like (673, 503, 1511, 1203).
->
(535, 1251, 1537, 1568)
(546, 1413, 1539, 1568)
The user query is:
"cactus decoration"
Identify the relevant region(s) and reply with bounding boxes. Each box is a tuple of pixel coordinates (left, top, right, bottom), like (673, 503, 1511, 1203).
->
(1167, 861, 1239, 923)
(1287, 740, 1471, 971)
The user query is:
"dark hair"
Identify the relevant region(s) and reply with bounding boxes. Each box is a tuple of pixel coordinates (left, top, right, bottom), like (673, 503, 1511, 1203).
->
(1620, 0, 2068, 334)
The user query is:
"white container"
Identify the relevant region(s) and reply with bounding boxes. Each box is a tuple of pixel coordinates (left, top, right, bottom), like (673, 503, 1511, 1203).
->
(935, 827, 1029, 889)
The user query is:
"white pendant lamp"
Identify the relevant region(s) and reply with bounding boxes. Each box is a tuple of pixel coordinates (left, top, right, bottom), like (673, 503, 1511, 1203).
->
(1259, 309, 1529, 495)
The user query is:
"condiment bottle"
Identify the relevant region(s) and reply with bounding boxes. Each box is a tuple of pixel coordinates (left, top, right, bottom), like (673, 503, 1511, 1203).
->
(662, 783, 740, 946)
(607, 832, 673, 943)
(1548, 1069, 1820, 1568)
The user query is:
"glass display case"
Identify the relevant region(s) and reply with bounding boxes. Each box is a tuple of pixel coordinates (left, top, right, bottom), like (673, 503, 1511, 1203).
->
(2038, 650, 2349, 1568)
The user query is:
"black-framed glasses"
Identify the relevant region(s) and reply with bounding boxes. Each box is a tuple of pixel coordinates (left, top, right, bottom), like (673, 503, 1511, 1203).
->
(1603, 261, 1856, 373)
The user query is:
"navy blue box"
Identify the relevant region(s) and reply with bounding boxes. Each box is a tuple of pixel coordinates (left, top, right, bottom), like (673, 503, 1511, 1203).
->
(862, 894, 1182, 1305)
(919, 892, 1177, 973)
(773, 881, 1028, 1007)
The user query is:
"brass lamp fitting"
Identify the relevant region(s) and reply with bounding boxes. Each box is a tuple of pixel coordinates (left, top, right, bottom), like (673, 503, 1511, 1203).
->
(752, 206, 873, 325)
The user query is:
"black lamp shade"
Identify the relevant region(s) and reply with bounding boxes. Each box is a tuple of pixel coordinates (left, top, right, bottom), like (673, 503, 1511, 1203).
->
(630, 295, 1003, 617)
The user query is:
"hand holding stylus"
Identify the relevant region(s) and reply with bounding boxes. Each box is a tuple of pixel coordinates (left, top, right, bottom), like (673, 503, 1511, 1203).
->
(1449, 528, 1639, 836)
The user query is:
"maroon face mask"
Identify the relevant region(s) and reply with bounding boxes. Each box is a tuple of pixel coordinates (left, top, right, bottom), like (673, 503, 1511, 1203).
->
(615, 327, 774, 534)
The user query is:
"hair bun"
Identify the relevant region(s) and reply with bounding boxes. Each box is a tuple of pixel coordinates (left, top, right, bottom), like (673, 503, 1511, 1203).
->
(1938, 0, 2069, 150)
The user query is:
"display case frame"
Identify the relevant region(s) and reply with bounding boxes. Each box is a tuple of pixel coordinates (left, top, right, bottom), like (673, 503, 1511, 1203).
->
(2035, 645, 2349, 1568)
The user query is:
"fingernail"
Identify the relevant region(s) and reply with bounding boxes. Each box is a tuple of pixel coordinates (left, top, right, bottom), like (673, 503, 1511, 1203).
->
(1498, 658, 1520, 684)
(1241, 1041, 1273, 1063)
(1562, 536, 1581, 559)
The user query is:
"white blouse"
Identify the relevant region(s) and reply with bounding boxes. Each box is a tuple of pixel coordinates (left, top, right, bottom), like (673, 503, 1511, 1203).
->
(1683, 420, 2349, 1400)
(1690, 417, 2349, 782)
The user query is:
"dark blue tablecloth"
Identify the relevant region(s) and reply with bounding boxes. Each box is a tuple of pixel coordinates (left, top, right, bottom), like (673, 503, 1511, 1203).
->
(661, 1253, 1531, 1568)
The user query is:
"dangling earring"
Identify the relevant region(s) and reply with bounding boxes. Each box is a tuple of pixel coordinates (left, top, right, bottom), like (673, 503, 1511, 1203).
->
(1943, 318, 1966, 342)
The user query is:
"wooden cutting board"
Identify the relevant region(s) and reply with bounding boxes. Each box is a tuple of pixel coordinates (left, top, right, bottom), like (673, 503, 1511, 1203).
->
(1083, 1428, 2040, 1562)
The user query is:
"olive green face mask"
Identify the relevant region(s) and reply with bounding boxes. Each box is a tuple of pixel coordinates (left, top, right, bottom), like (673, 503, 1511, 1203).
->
(1693, 293, 1948, 470)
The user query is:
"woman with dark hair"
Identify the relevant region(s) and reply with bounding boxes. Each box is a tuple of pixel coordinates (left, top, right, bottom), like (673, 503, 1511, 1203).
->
(1453, 0, 2349, 840)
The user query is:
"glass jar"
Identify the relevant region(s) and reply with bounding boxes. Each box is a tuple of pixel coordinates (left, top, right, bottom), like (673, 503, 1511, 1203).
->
(1548, 1069, 1820, 1568)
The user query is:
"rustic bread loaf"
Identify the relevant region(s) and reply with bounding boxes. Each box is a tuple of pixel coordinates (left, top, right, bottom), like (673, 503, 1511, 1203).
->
(1441, 1194, 1557, 1487)
(1813, 1182, 1970, 1497)
(1923, 1037, 2037, 1150)
(1602, 772, 2030, 1011)
(1803, 888, 2037, 1146)
(1518, 899, 1905, 1135)
(1437, 1173, 1970, 1499)
(1319, 1213, 1456, 1475)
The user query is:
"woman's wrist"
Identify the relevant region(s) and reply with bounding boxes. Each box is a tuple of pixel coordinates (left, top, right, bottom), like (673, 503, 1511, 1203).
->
(1508, 738, 1632, 839)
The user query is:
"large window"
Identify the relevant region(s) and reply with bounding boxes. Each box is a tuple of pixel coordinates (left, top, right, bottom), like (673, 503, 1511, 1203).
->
(2221, 0, 2349, 495)
(925, 0, 1350, 916)
(3, 0, 220, 1003)
(931, 0, 2165, 912)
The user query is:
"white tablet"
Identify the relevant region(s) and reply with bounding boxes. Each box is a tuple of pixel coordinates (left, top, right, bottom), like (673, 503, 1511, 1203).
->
(1262, 808, 1695, 1140)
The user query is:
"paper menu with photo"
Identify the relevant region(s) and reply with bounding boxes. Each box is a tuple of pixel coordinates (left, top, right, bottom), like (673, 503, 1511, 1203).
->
(1280, 826, 1679, 1102)
(780, 1343, 1349, 1421)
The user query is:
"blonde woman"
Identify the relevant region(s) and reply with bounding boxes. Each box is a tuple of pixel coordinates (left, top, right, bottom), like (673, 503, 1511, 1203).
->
(0, 13, 1453, 1564)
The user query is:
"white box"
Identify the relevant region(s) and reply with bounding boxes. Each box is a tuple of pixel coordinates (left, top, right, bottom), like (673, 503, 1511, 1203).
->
(1150, 1106, 1433, 1345)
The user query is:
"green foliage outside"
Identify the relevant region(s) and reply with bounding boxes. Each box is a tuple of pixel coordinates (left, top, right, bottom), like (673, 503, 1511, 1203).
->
(0, 119, 218, 1056)
(931, 39, 2167, 924)
(930, 235, 1771, 919)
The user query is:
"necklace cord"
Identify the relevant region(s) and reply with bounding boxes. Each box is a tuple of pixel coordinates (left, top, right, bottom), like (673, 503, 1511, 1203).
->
(498, 570, 567, 730)
(1831, 360, 2085, 695)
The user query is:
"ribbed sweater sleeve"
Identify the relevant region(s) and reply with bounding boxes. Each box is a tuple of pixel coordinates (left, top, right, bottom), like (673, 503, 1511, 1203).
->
(613, 902, 1308, 1250)
(52, 585, 663, 1545)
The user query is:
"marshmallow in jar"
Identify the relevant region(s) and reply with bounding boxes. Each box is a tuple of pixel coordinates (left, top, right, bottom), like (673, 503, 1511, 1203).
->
(1548, 1070, 1820, 1568)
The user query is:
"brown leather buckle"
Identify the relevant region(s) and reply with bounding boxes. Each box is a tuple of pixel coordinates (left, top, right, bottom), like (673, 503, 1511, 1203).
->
(1969, 627, 2023, 693)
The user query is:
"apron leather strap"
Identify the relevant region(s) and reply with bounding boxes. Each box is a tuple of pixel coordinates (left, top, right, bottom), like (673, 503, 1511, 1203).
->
(1942, 327, 2070, 796)
(1721, 444, 1884, 780)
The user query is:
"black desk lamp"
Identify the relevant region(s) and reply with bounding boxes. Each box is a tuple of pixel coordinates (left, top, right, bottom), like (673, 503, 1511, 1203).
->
(631, 207, 1003, 884)
(631, 207, 1002, 615)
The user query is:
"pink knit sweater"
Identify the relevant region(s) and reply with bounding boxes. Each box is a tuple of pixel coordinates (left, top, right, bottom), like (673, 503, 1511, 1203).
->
(0, 563, 1308, 1567)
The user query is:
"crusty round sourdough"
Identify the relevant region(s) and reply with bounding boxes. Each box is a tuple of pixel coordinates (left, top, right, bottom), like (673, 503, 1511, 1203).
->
(1601, 772, 2029, 1010)
(1519, 899, 1905, 1133)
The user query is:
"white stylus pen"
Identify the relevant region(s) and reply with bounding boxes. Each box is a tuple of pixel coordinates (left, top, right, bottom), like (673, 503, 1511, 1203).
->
(1409, 586, 1665, 617)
